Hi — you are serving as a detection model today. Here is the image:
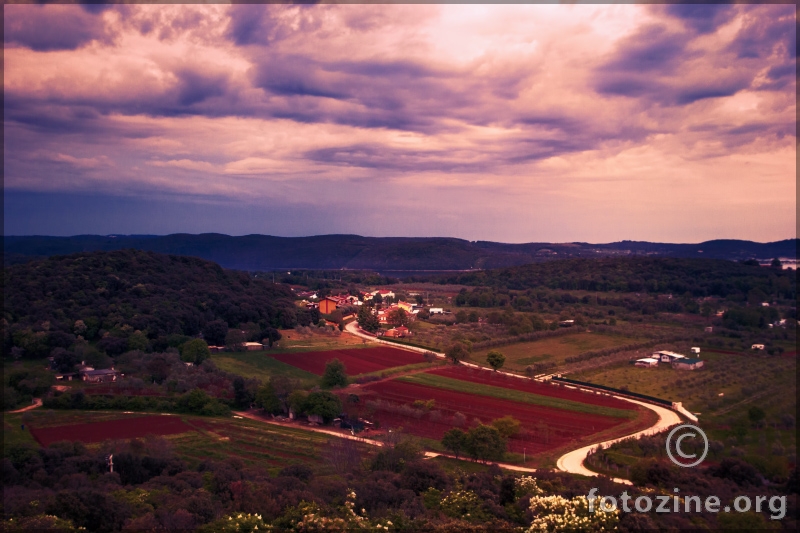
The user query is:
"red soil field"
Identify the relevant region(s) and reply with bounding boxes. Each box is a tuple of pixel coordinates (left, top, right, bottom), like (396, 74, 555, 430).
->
(429, 366, 636, 410)
(29, 415, 194, 446)
(354, 380, 647, 455)
(272, 347, 424, 375)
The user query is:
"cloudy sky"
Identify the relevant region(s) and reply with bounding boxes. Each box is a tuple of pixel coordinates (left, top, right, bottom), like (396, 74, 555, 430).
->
(3, 2, 796, 243)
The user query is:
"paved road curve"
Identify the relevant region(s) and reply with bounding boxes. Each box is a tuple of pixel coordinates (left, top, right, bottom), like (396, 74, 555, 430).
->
(555, 397, 682, 484)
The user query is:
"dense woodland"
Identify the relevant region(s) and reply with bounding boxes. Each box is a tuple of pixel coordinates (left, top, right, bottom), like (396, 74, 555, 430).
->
(2, 250, 313, 360)
(427, 257, 796, 301)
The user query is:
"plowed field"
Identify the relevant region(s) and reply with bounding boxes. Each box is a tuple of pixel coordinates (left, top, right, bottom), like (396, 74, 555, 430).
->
(272, 346, 423, 375)
(29, 415, 194, 446)
(356, 380, 648, 455)
(429, 366, 635, 410)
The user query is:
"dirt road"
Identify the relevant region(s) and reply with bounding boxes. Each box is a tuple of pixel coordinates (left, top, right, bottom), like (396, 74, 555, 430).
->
(8, 397, 43, 413)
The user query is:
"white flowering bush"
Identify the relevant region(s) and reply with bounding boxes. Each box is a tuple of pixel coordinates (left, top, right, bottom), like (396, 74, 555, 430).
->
(515, 476, 544, 498)
(205, 513, 271, 532)
(527, 495, 618, 532)
(295, 490, 394, 531)
(4, 514, 82, 531)
(439, 490, 485, 520)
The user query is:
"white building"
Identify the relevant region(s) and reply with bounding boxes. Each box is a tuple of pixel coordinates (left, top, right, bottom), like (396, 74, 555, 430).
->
(652, 350, 686, 363)
(635, 357, 659, 368)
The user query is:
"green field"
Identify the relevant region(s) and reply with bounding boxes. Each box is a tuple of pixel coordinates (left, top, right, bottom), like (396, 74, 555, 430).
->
(212, 352, 318, 386)
(397, 373, 635, 419)
(572, 352, 797, 426)
(472, 332, 643, 370)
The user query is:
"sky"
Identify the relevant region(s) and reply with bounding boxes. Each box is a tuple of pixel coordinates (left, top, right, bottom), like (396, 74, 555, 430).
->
(3, 2, 797, 243)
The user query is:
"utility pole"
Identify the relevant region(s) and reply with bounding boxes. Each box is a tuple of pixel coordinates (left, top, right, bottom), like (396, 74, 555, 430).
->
(106, 454, 114, 473)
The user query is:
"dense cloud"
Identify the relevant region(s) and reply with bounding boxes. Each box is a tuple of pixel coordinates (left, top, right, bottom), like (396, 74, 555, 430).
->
(4, 5, 113, 51)
(3, 4, 796, 242)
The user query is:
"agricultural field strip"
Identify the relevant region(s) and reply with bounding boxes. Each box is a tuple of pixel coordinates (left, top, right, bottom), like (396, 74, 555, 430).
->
(430, 367, 634, 410)
(28, 415, 194, 446)
(186, 427, 321, 459)
(271, 346, 424, 376)
(362, 380, 627, 446)
(398, 373, 635, 419)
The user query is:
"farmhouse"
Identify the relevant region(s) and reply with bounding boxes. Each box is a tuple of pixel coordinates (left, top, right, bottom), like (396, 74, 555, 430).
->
(652, 350, 686, 363)
(319, 297, 339, 314)
(243, 342, 263, 351)
(673, 358, 704, 370)
(429, 308, 444, 315)
(81, 368, 120, 383)
(385, 326, 410, 338)
(634, 357, 659, 368)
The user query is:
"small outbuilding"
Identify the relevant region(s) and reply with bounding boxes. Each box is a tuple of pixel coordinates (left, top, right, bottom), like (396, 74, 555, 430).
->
(673, 358, 704, 370)
(81, 368, 120, 383)
(751, 344, 765, 350)
(635, 357, 659, 368)
(690, 347, 701, 355)
(243, 342, 264, 351)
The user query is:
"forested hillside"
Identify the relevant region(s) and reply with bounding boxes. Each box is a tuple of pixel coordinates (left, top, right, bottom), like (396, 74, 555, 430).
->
(430, 257, 796, 300)
(4, 234, 796, 271)
(2, 250, 307, 359)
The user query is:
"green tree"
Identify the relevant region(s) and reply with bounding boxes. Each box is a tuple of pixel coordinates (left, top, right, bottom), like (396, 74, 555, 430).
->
(304, 391, 342, 423)
(127, 330, 149, 352)
(225, 329, 246, 352)
(288, 390, 309, 415)
(486, 350, 506, 371)
(748, 406, 766, 428)
(387, 308, 409, 327)
(491, 416, 521, 438)
(357, 305, 381, 333)
(321, 358, 348, 389)
(180, 339, 211, 365)
(445, 342, 470, 364)
(255, 380, 281, 414)
(441, 428, 468, 459)
(465, 424, 506, 462)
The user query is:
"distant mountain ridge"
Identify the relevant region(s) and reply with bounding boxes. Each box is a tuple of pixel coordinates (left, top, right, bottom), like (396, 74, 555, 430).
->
(3, 234, 796, 271)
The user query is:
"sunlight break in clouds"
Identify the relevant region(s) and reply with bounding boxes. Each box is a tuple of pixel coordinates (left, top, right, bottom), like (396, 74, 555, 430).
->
(3, 3, 796, 242)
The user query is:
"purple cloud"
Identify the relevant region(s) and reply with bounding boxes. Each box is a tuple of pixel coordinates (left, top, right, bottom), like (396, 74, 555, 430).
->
(4, 4, 111, 51)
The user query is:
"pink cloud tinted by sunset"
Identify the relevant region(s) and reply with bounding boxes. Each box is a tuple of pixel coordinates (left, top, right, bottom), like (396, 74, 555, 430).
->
(3, 3, 796, 241)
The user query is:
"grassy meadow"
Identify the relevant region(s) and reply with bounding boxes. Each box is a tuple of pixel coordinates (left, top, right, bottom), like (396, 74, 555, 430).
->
(471, 331, 644, 370)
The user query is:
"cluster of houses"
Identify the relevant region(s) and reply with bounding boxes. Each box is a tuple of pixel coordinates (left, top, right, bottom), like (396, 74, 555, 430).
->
(50, 359, 122, 383)
(634, 349, 704, 370)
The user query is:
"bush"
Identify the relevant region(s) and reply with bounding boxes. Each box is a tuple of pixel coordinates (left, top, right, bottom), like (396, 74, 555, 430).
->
(321, 359, 348, 389)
